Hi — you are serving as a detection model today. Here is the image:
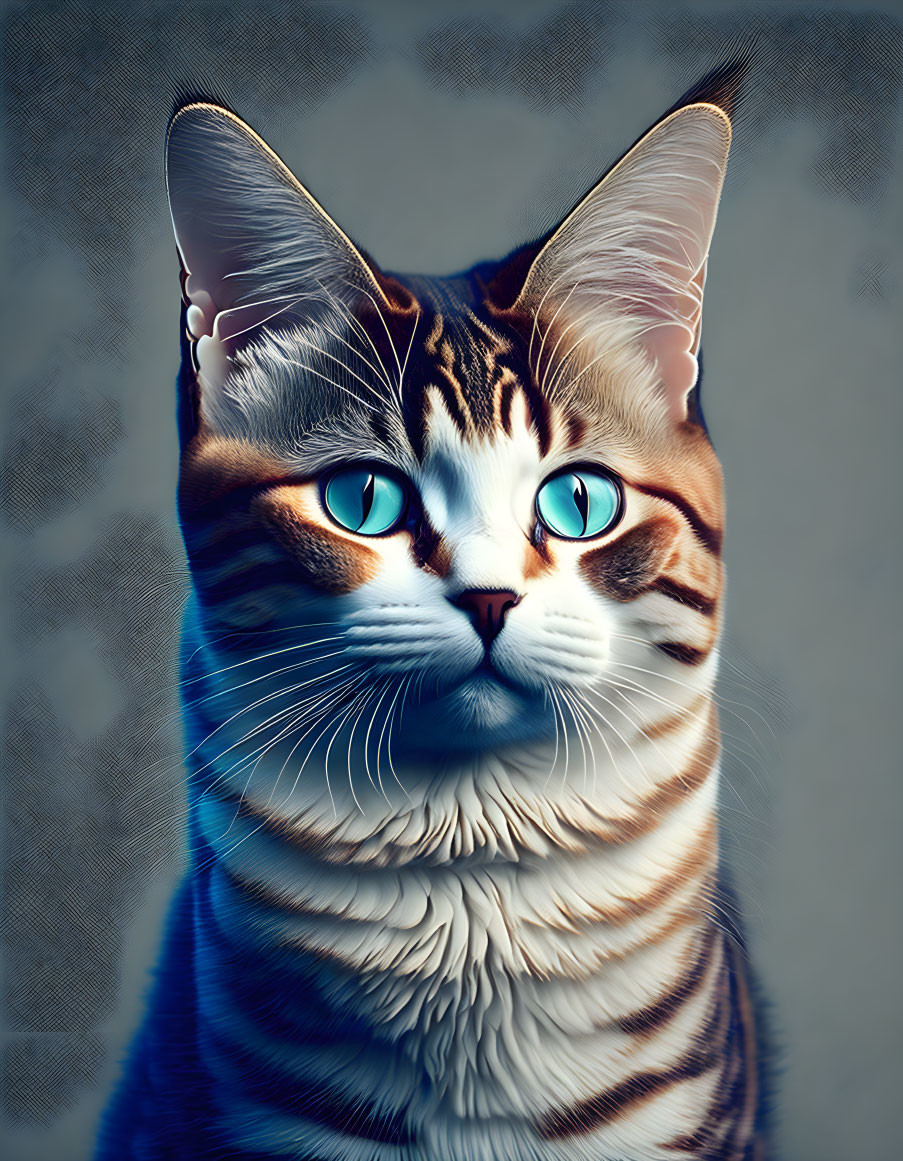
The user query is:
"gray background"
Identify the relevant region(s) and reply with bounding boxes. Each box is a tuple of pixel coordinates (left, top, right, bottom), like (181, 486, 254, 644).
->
(1, 1, 901, 1158)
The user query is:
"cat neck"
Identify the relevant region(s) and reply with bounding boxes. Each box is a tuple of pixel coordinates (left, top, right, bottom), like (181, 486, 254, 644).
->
(191, 677, 721, 867)
(187, 697, 725, 1142)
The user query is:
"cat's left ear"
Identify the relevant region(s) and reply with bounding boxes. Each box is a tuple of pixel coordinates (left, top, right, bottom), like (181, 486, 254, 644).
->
(166, 103, 395, 394)
(507, 102, 732, 423)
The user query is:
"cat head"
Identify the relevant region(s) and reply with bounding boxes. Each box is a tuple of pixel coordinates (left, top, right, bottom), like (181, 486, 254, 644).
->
(167, 70, 735, 778)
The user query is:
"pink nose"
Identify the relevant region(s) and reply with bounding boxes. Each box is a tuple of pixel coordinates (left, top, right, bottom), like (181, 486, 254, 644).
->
(450, 589, 522, 645)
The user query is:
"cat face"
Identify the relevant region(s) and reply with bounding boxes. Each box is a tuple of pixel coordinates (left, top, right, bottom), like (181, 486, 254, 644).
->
(169, 97, 729, 769)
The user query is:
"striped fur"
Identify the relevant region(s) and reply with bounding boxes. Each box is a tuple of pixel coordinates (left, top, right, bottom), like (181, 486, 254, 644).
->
(97, 61, 768, 1161)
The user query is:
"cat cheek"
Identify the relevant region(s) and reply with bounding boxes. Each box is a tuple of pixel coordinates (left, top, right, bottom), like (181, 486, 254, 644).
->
(252, 487, 381, 596)
(577, 516, 678, 601)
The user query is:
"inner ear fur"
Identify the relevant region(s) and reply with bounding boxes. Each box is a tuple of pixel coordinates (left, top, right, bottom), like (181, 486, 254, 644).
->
(494, 102, 733, 423)
(166, 103, 405, 398)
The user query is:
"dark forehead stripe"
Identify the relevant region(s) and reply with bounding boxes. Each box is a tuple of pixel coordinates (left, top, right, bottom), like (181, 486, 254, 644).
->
(388, 273, 551, 457)
(432, 340, 473, 436)
(564, 410, 588, 449)
(497, 369, 517, 436)
(434, 311, 513, 435)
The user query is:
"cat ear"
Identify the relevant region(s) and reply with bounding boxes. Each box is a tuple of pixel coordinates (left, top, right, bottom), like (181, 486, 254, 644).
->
(513, 103, 732, 422)
(166, 103, 390, 393)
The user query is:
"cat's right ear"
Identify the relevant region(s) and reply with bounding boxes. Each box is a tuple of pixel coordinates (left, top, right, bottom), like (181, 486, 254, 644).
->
(166, 103, 392, 398)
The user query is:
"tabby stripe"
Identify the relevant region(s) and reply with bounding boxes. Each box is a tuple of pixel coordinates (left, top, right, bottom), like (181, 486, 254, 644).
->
(520, 893, 707, 984)
(215, 965, 378, 1053)
(203, 1026, 415, 1146)
(210, 726, 717, 862)
(536, 1045, 718, 1140)
(410, 518, 451, 576)
(597, 727, 719, 841)
(219, 863, 359, 924)
(498, 374, 516, 435)
(196, 878, 335, 1046)
(189, 547, 283, 588)
(209, 727, 717, 863)
(650, 575, 717, 616)
(207, 786, 373, 864)
(521, 375, 552, 456)
(195, 561, 304, 603)
(212, 866, 370, 974)
(643, 694, 708, 740)
(401, 370, 433, 463)
(203, 860, 365, 978)
(180, 477, 297, 520)
(617, 921, 719, 1036)
(655, 641, 711, 666)
(634, 481, 723, 555)
(664, 945, 759, 1158)
(222, 819, 713, 931)
(723, 936, 761, 1157)
(565, 410, 587, 448)
(433, 371, 470, 436)
(187, 526, 274, 569)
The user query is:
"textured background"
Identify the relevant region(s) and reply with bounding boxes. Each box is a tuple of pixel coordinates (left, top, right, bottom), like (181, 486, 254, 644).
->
(1, 1, 901, 1158)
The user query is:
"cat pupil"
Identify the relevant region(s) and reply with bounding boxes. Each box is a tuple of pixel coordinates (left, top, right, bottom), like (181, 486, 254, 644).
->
(573, 477, 589, 534)
(359, 473, 376, 530)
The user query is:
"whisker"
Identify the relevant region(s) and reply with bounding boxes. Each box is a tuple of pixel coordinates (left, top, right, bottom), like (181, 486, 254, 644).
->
(605, 671, 767, 796)
(559, 686, 592, 792)
(610, 632, 778, 742)
(363, 678, 397, 800)
(381, 673, 414, 800)
(315, 279, 399, 404)
(543, 686, 567, 789)
(266, 672, 370, 813)
(193, 672, 363, 803)
(351, 282, 405, 380)
(281, 358, 379, 413)
(178, 647, 348, 718)
(323, 685, 375, 815)
(398, 310, 420, 397)
(190, 680, 364, 870)
(315, 312, 395, 396)
(186, 662, 356, 759)
(536, 281, 583, 397)
(608, 655, 769, 761)
(214, 293, 313, 343)
(528, 269, 576, 377)
(568, 686, 637, 793)
(284, 346, 386, 408)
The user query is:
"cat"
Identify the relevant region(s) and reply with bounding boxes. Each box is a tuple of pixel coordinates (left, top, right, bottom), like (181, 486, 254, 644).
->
(95, 61, 768, 1161)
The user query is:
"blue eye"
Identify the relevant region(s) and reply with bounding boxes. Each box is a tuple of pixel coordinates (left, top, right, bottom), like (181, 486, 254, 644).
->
(323, 468, 407, 536)
(536, 468, 622, 540)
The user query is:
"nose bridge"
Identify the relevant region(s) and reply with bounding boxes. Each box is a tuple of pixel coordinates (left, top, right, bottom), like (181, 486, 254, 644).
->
(419, 428, 535, 591)
(449, 526, 523, 591)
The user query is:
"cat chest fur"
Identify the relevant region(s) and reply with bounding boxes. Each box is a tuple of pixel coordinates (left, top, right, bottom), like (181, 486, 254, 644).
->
(193, 747, 725, 1156)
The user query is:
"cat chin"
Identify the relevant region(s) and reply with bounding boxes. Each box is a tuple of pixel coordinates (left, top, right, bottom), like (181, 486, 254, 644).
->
(405, 674, 552, 752)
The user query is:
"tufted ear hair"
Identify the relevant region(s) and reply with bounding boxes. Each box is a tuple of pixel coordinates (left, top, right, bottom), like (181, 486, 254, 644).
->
(166, 103, 391, 398)
(511, 102, 732, 423)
